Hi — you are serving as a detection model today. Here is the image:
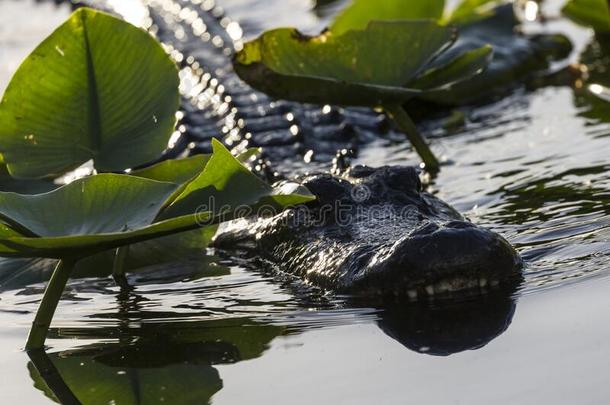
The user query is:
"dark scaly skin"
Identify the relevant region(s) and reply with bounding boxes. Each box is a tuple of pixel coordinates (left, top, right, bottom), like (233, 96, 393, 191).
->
(214, 164, 523, 297)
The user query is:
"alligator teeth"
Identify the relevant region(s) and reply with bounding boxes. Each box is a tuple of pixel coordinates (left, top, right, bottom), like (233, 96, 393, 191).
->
(407, 289, 418, 300)
(425, 286, 435, 296)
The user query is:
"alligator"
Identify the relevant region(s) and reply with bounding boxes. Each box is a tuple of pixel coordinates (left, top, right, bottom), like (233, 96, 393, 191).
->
(214, 164, 523, 296)
(30, 0, 574, 295)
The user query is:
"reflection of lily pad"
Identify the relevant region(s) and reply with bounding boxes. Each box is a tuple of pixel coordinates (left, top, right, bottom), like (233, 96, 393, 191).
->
(29, 318, 284, 404)
(30, 352, 223, 405)
(0, 8, 180, 179)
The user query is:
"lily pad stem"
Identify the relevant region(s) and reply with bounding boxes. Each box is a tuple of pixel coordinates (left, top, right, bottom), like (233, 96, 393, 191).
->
(384, 104, 440, 173)
(112, 246, 131, 290)
(26, 257, 79, 351)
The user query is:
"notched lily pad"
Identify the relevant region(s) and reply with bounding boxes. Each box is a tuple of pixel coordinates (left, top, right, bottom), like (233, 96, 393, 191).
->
(0, 7, 180, 179)
(234, 21, 493, 107)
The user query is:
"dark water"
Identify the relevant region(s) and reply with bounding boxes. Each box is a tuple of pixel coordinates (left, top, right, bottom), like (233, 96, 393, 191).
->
(1, 0, 610, 403)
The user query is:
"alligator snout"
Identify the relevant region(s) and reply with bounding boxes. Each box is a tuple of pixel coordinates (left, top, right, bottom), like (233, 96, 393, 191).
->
(348, 220, 523, 298)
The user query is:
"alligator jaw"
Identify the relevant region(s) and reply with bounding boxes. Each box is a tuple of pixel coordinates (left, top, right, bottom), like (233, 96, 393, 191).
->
(343, 221, 524, 299)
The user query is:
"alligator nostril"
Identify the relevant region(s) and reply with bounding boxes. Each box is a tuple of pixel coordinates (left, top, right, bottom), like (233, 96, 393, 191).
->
(445, 221, 476, 229)
(410, 222, 440, 236)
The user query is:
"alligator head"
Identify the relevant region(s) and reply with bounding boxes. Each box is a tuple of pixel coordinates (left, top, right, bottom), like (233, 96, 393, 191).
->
(214, 165, 523, 298)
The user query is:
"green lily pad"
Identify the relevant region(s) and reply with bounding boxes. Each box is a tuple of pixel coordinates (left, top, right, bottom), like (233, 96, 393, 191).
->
(0, 8, 179, 179)
(419, 4, 572, 105)
(0, 140, 313, 259)
(562, 0, 610, 33)
(331, 0, 445, 35)
(446, 0, 503, 25)
(330, 0, 502, 35)
(162, 139, 315, 218)
(234, 21, 461, 107)
(130, 155, 210, 185)
(0, 175, 209, 258)
(0, 175, 177, 238)
(0, 164, 57, 194)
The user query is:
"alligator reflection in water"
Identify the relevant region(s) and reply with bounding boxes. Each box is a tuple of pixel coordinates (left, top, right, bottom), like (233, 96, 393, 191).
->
(375, 287, 518, 356)
(28, 283, 519, 404)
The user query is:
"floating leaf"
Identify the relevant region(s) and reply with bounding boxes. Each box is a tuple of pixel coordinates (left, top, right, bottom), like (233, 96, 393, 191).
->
(0, 8, 180, 179)
(234, 20, 495, 171)
(0, 142, 315, 259)
(130, 155, 210, 185)
(562, 0, 610, 33)
(444, 0, 503, 25)
(413, 45, 493, 90)
(234, 21, 460, 107)
(0, 164, 57, 194)
(330, 0, 502, 34)
(418, 4, 572, 105)
(0, 175, 209, 258)
(162, 139, 315, 218)
(331, 0, 444, 35)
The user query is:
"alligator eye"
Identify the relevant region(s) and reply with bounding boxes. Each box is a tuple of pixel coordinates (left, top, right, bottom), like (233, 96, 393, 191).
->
(301, 174, 350, 204)
(348, 165, 376, 178)
(386, 166, 422, 193)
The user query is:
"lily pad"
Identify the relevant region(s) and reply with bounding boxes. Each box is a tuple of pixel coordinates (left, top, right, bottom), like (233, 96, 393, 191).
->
(0, 7, 180, 179)
(130, 155, 210, 185)
(446, 0, 504, 25)
(562, 0, 610, 34)
(234, 21, 463, 107)
(331, 0, 445, 35)
(419, 4, 573, 105)
(234, 20, 493, 171)
(162, 139, 315, 218)
(0, 141, 314, 259)
(0, 175, 206, 258)
(330, 0, 502, 35)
